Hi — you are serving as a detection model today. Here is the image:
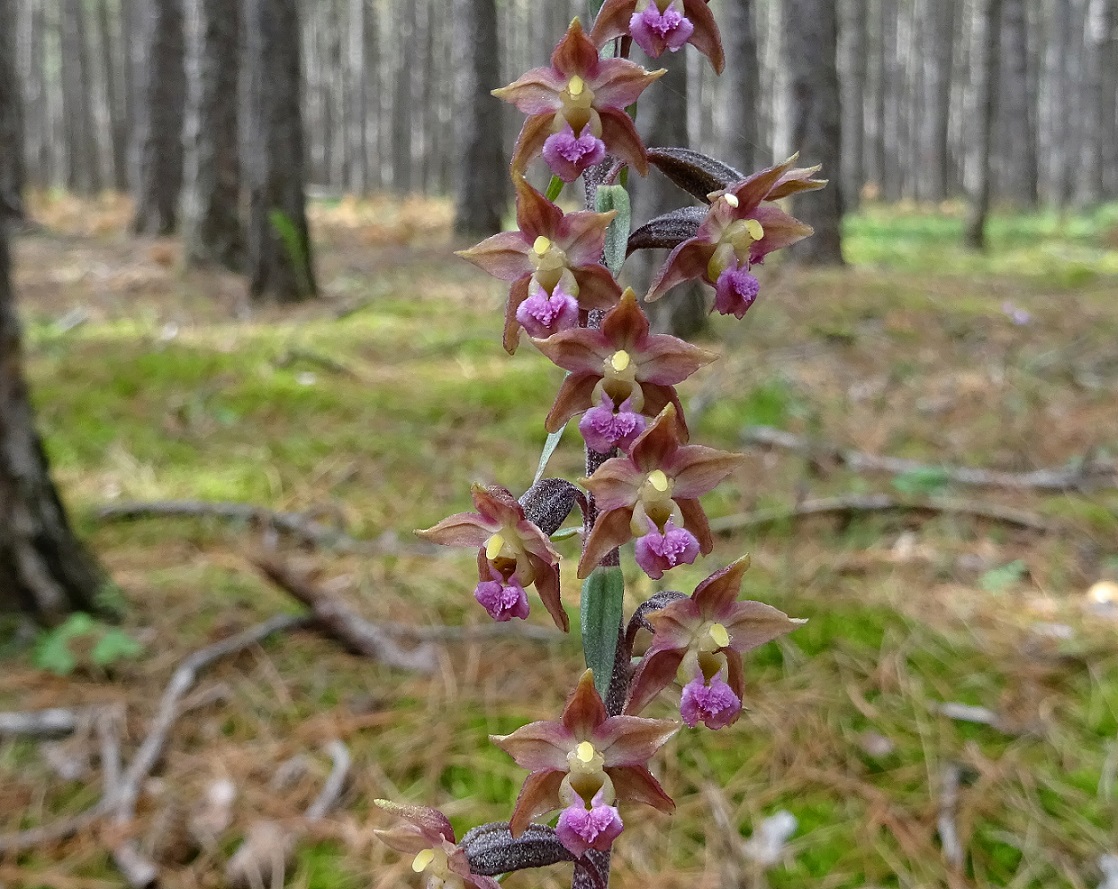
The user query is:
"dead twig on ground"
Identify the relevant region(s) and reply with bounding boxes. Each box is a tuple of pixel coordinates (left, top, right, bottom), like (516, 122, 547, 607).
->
(709, 493, 1060, 535)
(304, 740, 351, 823)
(254, 556, 438, 673)
(0, 708, 82, 738)
(937, 762, 965, 871)
(0, 614, 310, 856)
(743, 425, 1117, 492)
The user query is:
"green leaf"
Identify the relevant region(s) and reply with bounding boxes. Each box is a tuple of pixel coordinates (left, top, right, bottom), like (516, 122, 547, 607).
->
(594, 185, 631, 277)
(545, 175, 564, 202)
(892, 467, 951, 496)
(33, 613, 93, 676)
(533, 426, 566, 486)
(979, 560, 1028, 593)
(91, 628, 144, 667)
(581, 566, 625, 698)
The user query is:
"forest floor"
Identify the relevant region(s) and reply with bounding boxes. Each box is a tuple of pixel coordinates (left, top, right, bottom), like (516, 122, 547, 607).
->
(1, 192, 1118, 889)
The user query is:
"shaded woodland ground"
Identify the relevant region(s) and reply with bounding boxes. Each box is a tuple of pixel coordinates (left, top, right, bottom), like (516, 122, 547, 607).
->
(1, 193, 1117, 888)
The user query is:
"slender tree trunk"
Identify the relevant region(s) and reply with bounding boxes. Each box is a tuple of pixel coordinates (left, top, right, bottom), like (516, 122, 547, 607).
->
(0, 219, 105, 620)
(964, 0, 1004, 250)
(785, 0, 845, 264)
(347, 0, 369, 195)
(245, 0, 317, 303)
(452, 0, 506, 238)
(131, 0, 186, 235)
(723, 0, 761, 175)
(1079, 0, 1112, 204)
(182, 0, 242, 269)
(60, 0, 101, 194)
(868, 0, 888, 196)
(391, 0, 415, 193)
(923, 0, 955, 201)
(634, 54, 708, 338)
(95, 0, 129, 191)
(0, 0, 25, 219)
(1000, 0, 1038, 207)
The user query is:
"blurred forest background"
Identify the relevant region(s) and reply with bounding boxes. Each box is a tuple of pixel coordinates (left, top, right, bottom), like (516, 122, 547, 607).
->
(1, 1, 1118, 888)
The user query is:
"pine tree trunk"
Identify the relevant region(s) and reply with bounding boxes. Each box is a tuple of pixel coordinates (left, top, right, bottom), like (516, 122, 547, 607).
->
(244, 0, 317, 303)
(0, 0, 26, 219)
(723, 0, 761, 175)
(1000, 0, 1038, 207)
(922, 0, 955, 201)
(452, 0, 506, 239)
(96, 0, 130, 192)
(182, 0, 243, 270)
(0, 220, 105, 621)
(785, 0, 845, 265)
(634, 54, 708, 339)
(131, 0, 185, 235)
(839, 0, 867, 209)
(964, 0, 1003, 250)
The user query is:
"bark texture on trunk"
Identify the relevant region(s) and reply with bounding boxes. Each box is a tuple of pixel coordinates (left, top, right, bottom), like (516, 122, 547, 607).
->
(964, 0, 1003, 250)
(0, 0, 25, 220)
(245, 0, 317, 303)
(723, 0, 761, 175)
(131, 0, 186, 235)
(182, 0, 243, 270)
(635, 53, 708, 339)
(0, 220, 104, 620)
(452, 0, 507, 239)
(1000, 0, 1038, 207)
(785, 0, 845, 265)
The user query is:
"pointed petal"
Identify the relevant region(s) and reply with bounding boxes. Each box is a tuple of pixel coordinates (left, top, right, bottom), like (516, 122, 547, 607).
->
(571, 263, 624, 310)
(471, 484, 527, 526)
(457, 232, 533, 282)
(599, 289, 649, 348)
(503, 275, 532, 354)
(675, 497, 713, 554)
(724, 652, 745, 718)
(625, 648, 686, 716)
(645, 239, 715, 302)
(690, 555, 751, 616)
(591, 58, 665, 110)
(550, 18, 600, 77)
(534, 329, 612, 375)
(647, 147, 744, 204)
(492, 722, 574, 772)
(628, 405, 683, 470)
(555, 208, 615, 265)
(598, 108, 651, 175)
(492, 68, 566, 115)
(635, 336, 717, 387)
(531, 556, 570, 632)
(749, 204, 813, 262)
(515, 176, 565, 240)
(509, 769, 567, 836)
(543, 372, 601, 432)
(766, 165, 827, 200)
(607, 765, 675, 812)
(722, 601, 804, 652)
(726, 156, 799, 211)
(416, 512, 493, 548)
(593, 715, 679, 765)
(639, 383, 689, 442)
(510, 114, 555, 175)
(681, 0, 725, 73)
(581, 458, 645, 512)
(664, 444, 745, 499)
(588, 0, 637, 46)
(577, 507, 636, 578)
(563, 669, 609, 735)
(374, 800, 456, 845)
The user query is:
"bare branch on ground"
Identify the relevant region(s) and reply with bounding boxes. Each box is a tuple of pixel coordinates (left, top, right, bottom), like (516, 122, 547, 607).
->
(304, 740, 351, 822)
(709, 493, 1060, 535)
(937, 762, 965, 870)
(0, 708, 82, 738)
(254, 556, 439, 673)
(743, 425, 1117, 492)
(0, 614, 310, 856)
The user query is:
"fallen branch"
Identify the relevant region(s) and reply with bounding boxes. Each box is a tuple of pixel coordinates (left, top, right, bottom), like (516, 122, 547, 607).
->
(305, 740, 351, 823)
(255, 557, 438, 674)
(936, 762, 965, 870)
(0, 708, 81, 738)
(0, 614, 311, 855)
(709, 494, 1059, 535)
(92, 499, 438, 555)
(743, 425, 1117, 492)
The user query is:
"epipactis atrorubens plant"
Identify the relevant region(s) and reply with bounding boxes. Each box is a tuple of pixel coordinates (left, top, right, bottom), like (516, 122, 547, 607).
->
(375, 2, 826, 886)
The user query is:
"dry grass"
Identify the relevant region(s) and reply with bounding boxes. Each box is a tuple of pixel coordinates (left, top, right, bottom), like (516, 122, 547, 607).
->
(1, 192, 1116, 888)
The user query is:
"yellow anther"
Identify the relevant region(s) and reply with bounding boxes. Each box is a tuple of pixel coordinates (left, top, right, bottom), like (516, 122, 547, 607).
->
(745, 219, 764, 241)
(533, 235, 552, 256)
(485, 533, 505, 561)
(610, 350, 631, 372)
(648, 469, 669, 492)
(568, 76, 585, 97)
(576, 741, 596, 763)
(723, 193, 739, 208)
(412, 849, 435, 873)
(710, 623, 730, 648)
